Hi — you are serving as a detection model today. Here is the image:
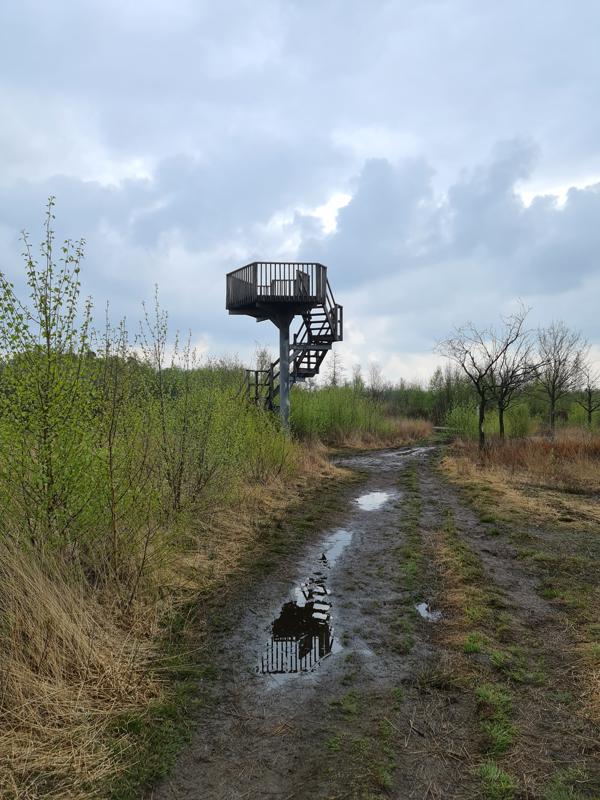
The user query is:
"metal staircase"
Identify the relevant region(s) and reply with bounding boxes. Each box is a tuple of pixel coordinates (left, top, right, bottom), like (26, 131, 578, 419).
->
(245, 279, 343, 411)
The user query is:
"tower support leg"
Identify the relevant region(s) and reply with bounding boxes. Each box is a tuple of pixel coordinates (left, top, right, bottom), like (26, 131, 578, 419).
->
(279, 318, 291, 430)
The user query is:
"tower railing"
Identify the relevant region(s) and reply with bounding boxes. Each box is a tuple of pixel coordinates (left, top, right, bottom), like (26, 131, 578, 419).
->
(226, 262, 327, 309)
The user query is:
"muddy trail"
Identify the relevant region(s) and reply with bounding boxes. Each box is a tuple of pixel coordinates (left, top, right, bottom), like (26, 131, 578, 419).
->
(151, 446, 600, 800)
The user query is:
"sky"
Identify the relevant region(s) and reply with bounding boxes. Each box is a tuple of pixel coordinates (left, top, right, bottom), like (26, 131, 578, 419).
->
(1, 0, 600, 383)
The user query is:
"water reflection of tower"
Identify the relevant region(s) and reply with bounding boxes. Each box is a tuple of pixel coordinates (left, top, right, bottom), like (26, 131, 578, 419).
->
(260, 579, 333, 674)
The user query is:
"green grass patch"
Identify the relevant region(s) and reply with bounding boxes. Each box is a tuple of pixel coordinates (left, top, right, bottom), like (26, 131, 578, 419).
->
(331, 689, 361, 716)
(542, 768, 589, 800)
(477, 761, 519, 800)
(326, 734, 343, 752)
(464, 632, 487, 654)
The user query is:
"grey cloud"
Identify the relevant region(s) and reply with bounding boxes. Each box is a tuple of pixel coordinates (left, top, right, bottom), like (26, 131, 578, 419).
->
(304, 140, 599, 300)
(300, 157, 437, 283)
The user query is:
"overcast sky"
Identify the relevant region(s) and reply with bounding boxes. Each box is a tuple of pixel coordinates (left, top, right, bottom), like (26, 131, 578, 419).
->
(1, 1, 600, 382)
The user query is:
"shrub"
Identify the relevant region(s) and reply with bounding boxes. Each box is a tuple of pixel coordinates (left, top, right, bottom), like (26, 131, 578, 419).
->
(505, 404, 531, 438)
(290, 385, 393, 442)
(446, 405, 479, 439)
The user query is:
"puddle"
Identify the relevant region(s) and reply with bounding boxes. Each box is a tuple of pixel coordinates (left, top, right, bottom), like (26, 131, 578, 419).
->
(321, 527, 352, 566)
(356, 491, 390, 511)
(415, 601, 442, 622)
(258, 529, 351, 675)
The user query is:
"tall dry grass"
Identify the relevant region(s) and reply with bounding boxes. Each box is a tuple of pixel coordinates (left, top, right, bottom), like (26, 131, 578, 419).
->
(451, 430, 600, 495)
(331, 416, 433, 449)
(0, 544, 159, 800)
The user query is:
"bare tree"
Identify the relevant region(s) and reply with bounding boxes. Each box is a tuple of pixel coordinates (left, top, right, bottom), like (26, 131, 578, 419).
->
(574, 365, 600, 429)
(255, 346, 272, 372)
(326, 350, 344, 387)
(351, 362, 365, 391)
(438, 311, 525, 451)
(537, 322, 587, 432)
(488, 307, 538, 438)
(368, 361, 385, 401)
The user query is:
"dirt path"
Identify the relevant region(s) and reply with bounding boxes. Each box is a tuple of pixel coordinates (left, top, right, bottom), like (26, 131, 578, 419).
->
(150, 447, 599, 800)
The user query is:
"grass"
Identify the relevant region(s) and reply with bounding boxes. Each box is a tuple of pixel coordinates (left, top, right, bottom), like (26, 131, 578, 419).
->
(464, 632, 487, 653)
(475, 684, 514, 754)
(430, 507, 529, 793)
(326, 693, 399, 799)
(108, 462, 362, 798)
(332, 690, 361, 716)
(442, 432, 600, 529)
(437, 433, 600, 797)
(326, 735, 342, 752)
(542, 768, 590, 800)
(477, 761, 519, 800)
(291, 384, 432, 446)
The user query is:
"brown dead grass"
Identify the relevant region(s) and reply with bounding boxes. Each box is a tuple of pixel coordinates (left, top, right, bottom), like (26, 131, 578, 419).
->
(0, 441, 342, 799)
(0, 427, 428, 798)
(0, 544, 159, 800)
(580, 647, 600, 724)
(332, 418, 433, 450)
(441, 432, 600, 726)
(158, 441, 342, 599)
(442, 432, 600, 528)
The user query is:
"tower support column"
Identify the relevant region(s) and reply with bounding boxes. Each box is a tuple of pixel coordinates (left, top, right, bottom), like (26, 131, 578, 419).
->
(275, 311, 294, 430)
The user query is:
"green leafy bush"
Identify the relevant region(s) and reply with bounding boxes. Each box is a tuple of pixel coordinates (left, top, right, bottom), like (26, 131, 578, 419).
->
(290, 385, 394, 442)
(446, 405, 479, 439)
(506, 404, 531, 438)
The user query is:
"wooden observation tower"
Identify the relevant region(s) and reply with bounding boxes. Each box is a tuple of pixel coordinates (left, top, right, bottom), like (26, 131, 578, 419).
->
(226, 262, 343, 427)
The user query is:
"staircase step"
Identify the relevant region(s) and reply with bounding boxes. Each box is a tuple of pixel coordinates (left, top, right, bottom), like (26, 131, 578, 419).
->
(291, 343, 332, 354)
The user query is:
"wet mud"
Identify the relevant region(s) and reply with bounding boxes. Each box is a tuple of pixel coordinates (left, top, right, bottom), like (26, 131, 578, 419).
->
(150, 445, 600, 800)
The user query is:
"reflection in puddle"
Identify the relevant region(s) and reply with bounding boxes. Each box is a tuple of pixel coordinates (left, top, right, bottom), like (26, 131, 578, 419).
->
(259, 529, 351, 675)
(415, 601, 442, 622)
(321, 528, 352, 566)
(356, 491, 390, 511)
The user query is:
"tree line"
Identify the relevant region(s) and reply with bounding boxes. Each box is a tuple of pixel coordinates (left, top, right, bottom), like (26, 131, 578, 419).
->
(436, 306, 594, 449)
(299, 307, 597, 449)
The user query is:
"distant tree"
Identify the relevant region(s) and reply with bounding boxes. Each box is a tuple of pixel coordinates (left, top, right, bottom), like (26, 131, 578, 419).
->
(488, 306, 537, 438)
(255, 346, 272, 373)
(368, 361, 385, 401)
(574, 365, 600, 429)
(326, 350, 344, 387)
(429, 364, 474, 424)
(537, 322, 587, 432)
(438, 311, 525, 451)
(352, 362, 365, 391)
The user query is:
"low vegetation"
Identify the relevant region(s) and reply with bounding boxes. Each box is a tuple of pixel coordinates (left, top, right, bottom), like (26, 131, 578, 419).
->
(443, 431, 600, 526)
(291, 384, 431, 445)
(436, 431, 600, 796)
